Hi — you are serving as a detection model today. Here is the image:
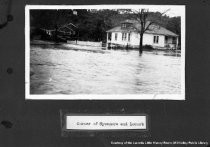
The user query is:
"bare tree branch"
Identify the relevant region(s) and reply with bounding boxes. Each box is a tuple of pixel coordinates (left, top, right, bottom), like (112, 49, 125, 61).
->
(144, 21, 154, 33)
(124, 8, 170, 54)
(161, 9, 170, 15)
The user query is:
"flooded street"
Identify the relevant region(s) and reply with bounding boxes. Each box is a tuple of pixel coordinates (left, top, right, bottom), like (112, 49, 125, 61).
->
(30, 45, 181, 94)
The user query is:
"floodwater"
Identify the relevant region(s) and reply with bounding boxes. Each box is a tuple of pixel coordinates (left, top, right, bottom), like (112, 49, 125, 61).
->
(30, 44, 181, 94)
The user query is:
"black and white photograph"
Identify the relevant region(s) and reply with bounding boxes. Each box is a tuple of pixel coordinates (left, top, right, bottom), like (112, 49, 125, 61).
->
(25, 5, 185, 100)
(3, 1, 210, 146)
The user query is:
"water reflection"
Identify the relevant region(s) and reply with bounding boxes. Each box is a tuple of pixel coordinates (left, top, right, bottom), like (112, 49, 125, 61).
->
(30, 45, 181, 94)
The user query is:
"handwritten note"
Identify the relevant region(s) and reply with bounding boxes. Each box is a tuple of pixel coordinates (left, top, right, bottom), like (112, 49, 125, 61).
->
(66, 115, 147, 130)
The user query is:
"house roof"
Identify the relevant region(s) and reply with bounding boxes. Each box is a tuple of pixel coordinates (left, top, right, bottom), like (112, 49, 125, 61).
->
(39, 23, 78, 32)
(120, 19, 137, 24)
(146, 26, 178, 37)
(106, 26, 137, 33)
(107, 20, 178, 37)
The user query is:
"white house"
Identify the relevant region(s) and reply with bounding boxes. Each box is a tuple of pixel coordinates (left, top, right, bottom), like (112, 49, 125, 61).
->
(106, 20, 179, 50)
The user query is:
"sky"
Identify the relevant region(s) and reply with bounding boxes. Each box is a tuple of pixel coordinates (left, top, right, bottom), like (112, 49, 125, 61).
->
(107, 5, 185, 17)
(87, 5, 185, 17)
(132, 5, 185, 17)
(28, 5, 185, 17)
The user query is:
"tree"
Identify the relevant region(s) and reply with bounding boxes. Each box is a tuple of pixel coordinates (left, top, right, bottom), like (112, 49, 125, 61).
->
(124, 9, 152, 54)
(30, 9, 119, 42)
(30, 10, 73, 29)
(128, 9, 170, 54)
(166, 16, 181, 46)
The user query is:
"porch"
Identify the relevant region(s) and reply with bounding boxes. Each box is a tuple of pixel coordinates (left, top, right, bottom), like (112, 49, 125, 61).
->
(164, 36, 179, 50)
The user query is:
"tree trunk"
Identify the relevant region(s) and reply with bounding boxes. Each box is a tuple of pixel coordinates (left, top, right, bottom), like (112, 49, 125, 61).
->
(139, 33, 143, 54)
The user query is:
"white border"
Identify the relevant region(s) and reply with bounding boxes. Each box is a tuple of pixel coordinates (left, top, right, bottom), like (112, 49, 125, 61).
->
(25, 5, 185, 100)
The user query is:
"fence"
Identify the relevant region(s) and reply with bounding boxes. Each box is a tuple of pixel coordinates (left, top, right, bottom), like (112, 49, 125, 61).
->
(67, 40, 102, 47)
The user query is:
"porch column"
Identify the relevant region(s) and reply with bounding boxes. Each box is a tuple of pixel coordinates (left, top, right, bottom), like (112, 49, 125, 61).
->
(106, 32, 108, 42)
(106, 32, 110, 48)
(176, 37, 179, 49)
(106, 32, 108, 47)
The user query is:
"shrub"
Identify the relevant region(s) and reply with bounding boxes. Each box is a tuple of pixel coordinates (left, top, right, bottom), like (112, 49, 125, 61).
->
(143, 45, 154, 49)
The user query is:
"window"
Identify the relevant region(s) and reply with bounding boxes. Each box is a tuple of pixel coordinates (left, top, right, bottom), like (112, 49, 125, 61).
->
(108, 33, 111, 41)
(122, 33, 127, 41)
(172, 37, 177, 44)
(165, 36, 168, 43)
(153, 36, 159, 44)
(115, 33, 118, 41)
(128, 33, 131, 42)
(122, 23, 126, 28)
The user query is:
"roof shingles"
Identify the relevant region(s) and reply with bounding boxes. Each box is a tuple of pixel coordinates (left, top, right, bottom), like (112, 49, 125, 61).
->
(107, 21, 178, 37)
